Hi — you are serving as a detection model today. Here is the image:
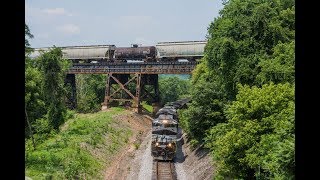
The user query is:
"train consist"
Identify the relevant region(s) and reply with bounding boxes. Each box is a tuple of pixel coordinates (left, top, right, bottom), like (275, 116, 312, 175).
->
(30, 41, 206, 63)
(151, 99, 189, 161)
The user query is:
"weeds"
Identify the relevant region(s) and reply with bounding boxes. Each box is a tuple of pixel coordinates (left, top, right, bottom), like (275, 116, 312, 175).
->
(26, 107, 131, 179)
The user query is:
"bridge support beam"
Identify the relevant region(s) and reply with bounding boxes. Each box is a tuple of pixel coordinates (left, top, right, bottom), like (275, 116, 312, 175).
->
(65, 74, 77, 109)
(102, 74, 160, 114)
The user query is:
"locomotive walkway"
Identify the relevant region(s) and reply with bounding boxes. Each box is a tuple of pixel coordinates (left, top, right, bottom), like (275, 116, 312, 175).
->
(67, 61, 199, 74)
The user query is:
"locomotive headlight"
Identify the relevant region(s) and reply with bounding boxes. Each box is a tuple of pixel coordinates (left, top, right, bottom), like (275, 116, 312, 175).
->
(155, 142, 159, 146)
(168, 143, 172, 147)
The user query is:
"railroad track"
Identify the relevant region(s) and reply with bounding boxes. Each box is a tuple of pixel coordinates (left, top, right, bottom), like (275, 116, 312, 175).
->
(152, 161, 177, 180)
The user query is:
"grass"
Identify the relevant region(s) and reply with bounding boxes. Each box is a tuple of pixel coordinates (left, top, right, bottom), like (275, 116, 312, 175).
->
(133, 142, 140, 150)
(141, 101, 153, 113)
(25, 107, 132, 180)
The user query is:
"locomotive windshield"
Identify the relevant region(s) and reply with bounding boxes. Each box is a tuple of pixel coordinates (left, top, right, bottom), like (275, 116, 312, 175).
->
(158, 114, 173, 120)
(152, 129, 177, 135)
(152, 122, 177, 128)
(163, 123, 176, 128)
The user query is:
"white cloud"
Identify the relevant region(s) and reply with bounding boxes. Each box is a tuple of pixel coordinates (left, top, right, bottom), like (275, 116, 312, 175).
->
(42, 8, 67, 16)
(26, 5, 75, 26)
(56, 24, 80, 34)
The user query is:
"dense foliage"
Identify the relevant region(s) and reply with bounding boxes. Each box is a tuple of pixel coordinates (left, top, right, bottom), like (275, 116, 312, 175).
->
(159, 76, 190, 105)
(205, 83, 294, 179)
(26, 108, 131, 179)
(179, 76, 226, 141)
(179, 0, 295, 178)
(76, 74, 106, 113)
(38, 48, 70, 130)
(206, 0, 294, 99)
(25, 24, 72, 144)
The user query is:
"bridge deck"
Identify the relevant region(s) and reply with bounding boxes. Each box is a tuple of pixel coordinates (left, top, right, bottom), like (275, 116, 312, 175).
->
(67, 61, 199, 74)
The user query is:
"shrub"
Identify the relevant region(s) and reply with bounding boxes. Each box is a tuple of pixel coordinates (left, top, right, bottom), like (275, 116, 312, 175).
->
(205, 83, 294, 179)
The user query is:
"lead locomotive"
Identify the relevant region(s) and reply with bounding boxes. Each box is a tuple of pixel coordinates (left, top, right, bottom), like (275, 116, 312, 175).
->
(151, 99, 189, 161)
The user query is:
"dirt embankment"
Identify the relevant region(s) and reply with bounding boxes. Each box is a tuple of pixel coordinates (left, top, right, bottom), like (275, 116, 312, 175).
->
(103, 110, 215, 180)
(103, 110, 152, 180)
(178, 133, 216, 180)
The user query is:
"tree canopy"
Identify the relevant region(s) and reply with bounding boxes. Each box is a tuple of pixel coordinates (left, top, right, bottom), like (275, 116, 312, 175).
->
(205, 83, 294, 178)
(179, 0, 295, 178)
(159, 76, 190, 105)
(205, 0, 294, 99)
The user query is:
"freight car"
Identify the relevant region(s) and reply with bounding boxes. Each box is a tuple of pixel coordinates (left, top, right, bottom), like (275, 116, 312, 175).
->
(31, 45, 116, 63)
(155, 40, 207, 61)
(114, 44, 156, 62)
(61, 45, 116, 63)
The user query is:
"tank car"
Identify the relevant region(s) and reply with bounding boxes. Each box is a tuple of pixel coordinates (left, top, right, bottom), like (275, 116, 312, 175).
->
(155, 40, 207, 61)
(114, 44, 156, 62)
(151, 114, 178, 160)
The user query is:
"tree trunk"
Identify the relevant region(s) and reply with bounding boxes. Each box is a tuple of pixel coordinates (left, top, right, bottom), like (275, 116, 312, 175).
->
(25, 106, 36, 150)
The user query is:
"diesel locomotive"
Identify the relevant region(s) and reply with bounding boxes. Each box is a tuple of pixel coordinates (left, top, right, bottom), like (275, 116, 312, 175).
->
(151, 106, 179, 160)
(151, 99, 189, 161)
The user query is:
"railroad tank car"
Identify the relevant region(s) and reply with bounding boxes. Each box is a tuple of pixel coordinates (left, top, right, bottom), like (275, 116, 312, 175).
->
(155, 40, 207, 61)
(114, 44, 156, 61)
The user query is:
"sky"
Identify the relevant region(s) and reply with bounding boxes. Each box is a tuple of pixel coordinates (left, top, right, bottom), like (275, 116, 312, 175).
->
(26, 0, 224, 48)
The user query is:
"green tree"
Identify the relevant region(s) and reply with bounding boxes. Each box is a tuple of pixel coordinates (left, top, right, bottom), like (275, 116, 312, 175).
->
(158, 76, 190, 105)
(256, 41, 295, 84)
(205, 83, 294, 179)
(181, 0, 295, 178)
(76, 74, 106, 113)
(182, 0, 295, 142)
(179, 64, 226, 141)
(25, 23, 40, 149)
(38, 47, 70, 130)
(25, 63, 46, 128)
(205, 0, 295, 99)
(25, 23, 34, 55)
(179, 85, 226, 141)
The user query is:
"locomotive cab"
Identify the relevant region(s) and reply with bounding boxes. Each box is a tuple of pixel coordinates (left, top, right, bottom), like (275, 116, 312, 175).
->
(151, 134, 177, 160)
